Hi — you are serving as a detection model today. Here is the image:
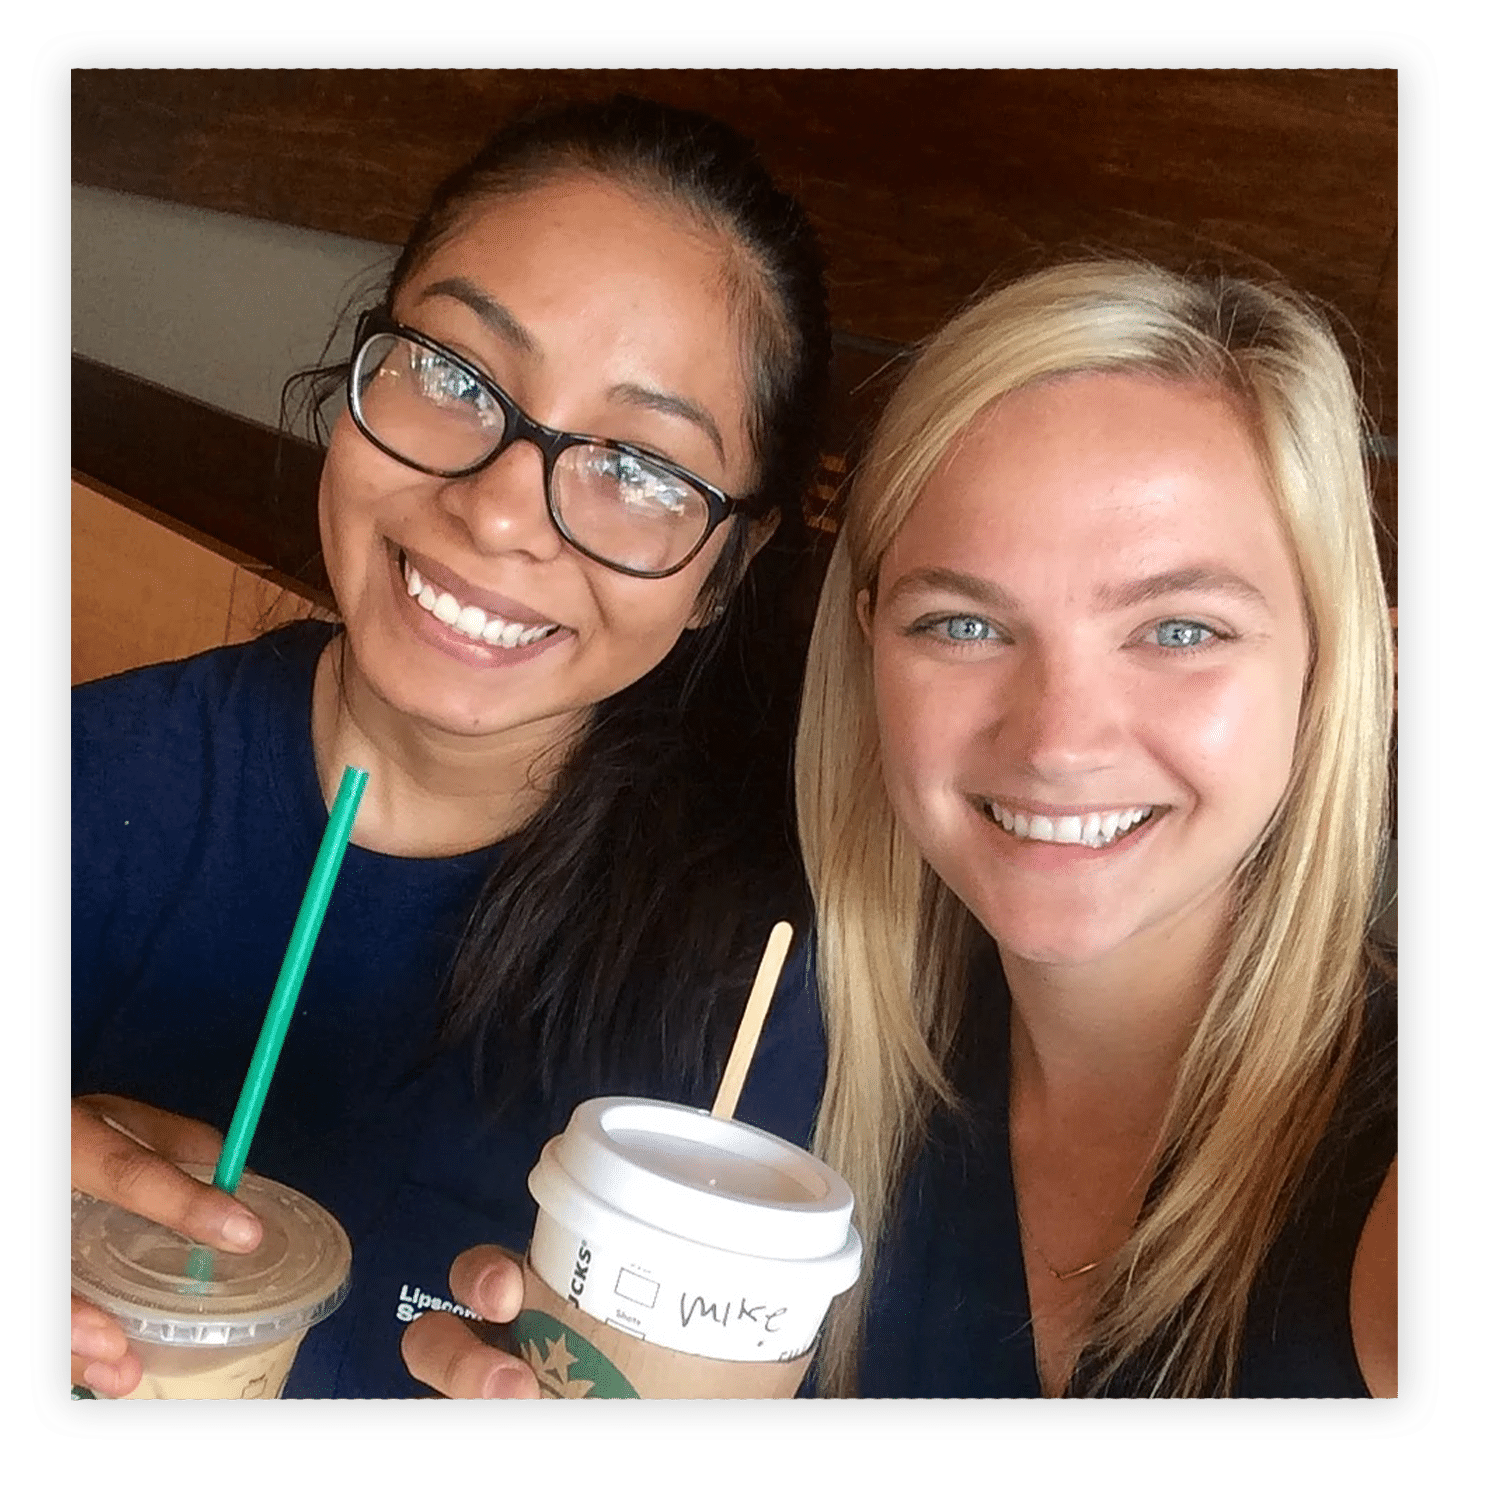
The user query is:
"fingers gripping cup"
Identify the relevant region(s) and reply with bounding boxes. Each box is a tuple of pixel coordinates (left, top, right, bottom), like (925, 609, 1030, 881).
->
(71, 1169, 351, 1399)
(516, 1098, 861, 1399)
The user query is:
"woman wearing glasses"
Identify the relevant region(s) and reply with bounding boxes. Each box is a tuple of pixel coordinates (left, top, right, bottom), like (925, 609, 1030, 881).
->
(71, 94, 831, 1398)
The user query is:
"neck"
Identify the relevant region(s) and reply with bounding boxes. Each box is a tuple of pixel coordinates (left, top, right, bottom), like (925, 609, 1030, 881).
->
(1003, 901, 1230, 1126)
(311, 638, 587, 857)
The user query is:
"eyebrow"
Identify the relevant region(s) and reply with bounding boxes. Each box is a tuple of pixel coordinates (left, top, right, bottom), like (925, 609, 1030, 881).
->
(416, 276, 726, 465)
(882, 564, 1270, 613)
(1095, 566, 1269, 612)
(882, 567, 1020, 612)
(417, 277, 538, 357)
(605, 383, 726, 465)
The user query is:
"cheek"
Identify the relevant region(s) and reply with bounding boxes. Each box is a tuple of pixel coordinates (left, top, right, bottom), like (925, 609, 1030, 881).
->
(588, 562, 717, 663)
(871, 657, 960, 820)
(318, 424, 430, 576)
(1153, 661, 1303, 811)
(318, 425, 380, 557)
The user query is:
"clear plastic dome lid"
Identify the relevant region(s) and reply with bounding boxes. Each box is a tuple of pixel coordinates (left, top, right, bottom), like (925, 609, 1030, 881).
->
(71, 1168, 351, 1348)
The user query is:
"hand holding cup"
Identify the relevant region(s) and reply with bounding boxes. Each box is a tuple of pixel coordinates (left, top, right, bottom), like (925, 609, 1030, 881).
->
(400, 1247, 541, 1399)
(71, 1094, 264, 1395)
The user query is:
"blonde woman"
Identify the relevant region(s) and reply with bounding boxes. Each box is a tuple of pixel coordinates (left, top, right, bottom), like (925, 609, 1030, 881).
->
(797, 259, 1396, 1398)
(401, 257, 1395, 1402)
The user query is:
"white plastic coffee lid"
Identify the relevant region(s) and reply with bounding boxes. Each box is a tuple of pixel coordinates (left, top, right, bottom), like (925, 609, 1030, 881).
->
(532, 1097, 855, 1262)
(71, 1169, 352, 1348)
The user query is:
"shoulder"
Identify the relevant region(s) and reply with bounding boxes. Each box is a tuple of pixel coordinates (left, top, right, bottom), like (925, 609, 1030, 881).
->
(1237, 957, 1396, 1396)
(1346, 947, 1398, 1393)
(1350, 1156, 1397, 1396)
(74, 622, 332, 772)
(73, 622, 335, 867)
(74, 620, 332, 725)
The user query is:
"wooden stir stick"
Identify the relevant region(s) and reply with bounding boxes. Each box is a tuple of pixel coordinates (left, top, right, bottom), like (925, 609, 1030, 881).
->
(711, 921, 794, 1119)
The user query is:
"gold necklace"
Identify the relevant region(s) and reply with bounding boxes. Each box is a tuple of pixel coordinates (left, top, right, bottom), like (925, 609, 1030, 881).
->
(1015, 1208, 1108, 1282)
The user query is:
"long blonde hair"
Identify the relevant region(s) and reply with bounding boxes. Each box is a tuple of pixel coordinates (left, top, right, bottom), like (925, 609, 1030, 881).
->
(797, 259, 1394, 1396)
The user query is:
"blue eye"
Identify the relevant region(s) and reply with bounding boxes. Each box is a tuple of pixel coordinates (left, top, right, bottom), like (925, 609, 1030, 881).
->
(942, 616, 995, 642)
(1154, 620, 1216, 649)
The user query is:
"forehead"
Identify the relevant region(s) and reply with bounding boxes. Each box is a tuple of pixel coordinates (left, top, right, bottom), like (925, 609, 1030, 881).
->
(884, 371, 1296, 591)
(396, 171, 759, 484)
(408, 171, 733, 305)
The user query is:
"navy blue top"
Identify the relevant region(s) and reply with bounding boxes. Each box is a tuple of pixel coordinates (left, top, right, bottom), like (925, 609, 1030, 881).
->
(858, 944, 1397, 1398)
(72, 622, 827, 1398)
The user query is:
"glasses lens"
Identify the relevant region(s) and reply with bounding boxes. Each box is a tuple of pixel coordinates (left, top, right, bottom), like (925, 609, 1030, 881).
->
(351, 333, 505, 473)
(553, 445, 713, 575)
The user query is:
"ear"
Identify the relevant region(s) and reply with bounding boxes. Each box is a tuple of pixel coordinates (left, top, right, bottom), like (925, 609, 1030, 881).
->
(856, 586, 875, 643)
(742, 509, 780, 560)
(686, 512, 781, 629)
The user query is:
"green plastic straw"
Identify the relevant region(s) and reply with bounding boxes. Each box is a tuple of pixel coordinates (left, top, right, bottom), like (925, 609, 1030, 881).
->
(186, 765, 368, 1283)
(213, 764, 369, 1195)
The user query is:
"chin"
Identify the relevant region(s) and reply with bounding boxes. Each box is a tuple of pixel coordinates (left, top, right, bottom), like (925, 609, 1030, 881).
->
(984, 927, 1123, 970)
(961, 892, 1141, 971)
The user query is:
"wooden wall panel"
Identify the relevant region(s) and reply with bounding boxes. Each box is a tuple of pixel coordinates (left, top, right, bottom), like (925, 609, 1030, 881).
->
(72, 68, 1397, 601)
(71, 356, 328, 592)
(72, 477, 333, 685)
(72, 68, 1397, 433)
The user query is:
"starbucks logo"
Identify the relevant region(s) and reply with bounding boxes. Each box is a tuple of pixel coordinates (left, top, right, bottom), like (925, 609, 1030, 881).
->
(512, 1310, 639, 1399)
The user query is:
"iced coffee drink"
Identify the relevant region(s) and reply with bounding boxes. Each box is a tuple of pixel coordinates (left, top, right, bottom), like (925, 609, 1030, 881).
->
(71, 1167, 351, 1399)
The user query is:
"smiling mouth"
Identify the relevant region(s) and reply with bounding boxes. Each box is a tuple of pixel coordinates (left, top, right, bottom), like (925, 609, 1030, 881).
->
(982, 802, 1159, 849)
(400, 552, 562, 649)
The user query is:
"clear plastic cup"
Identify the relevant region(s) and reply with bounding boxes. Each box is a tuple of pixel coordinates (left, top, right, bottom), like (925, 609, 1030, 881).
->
(516, 1098, 861, 1398)
(71, 1167, 351, 1399)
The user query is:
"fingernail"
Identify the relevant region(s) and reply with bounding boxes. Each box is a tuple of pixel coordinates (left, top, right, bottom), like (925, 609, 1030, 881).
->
(471, 1266, 507, 1315)
(73, 1302, 115, 1331)
(73, 1322, 121, 1360)
(482, 1362, 533, 1399)
(81, 1361, 119, 1395)
(222, 1210, 259, 1249)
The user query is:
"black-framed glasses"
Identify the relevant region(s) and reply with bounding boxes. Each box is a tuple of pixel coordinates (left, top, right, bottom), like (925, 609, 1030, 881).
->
(346, 308, 749, 579)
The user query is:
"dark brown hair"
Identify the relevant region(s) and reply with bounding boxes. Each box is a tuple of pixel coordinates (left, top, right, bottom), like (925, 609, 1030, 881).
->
(380, 93, 832, 1109)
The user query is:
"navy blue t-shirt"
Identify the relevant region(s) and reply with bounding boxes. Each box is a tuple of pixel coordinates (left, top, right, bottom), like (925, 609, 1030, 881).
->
(72, 622, 827, 1398)
(857, 944, 1396, 1397)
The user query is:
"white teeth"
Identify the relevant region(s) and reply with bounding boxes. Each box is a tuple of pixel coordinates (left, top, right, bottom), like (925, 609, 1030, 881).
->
(986, 802, 1155, 848)
(402, 557, 559, 650)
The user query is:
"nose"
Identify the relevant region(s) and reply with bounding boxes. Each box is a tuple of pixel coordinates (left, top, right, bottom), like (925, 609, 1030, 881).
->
(998, 640, 1125, 781)
(437, 437, 564, 561)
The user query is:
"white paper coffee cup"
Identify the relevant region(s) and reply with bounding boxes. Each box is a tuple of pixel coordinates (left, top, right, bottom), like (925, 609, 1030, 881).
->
(524, 1097, 861, 1366)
